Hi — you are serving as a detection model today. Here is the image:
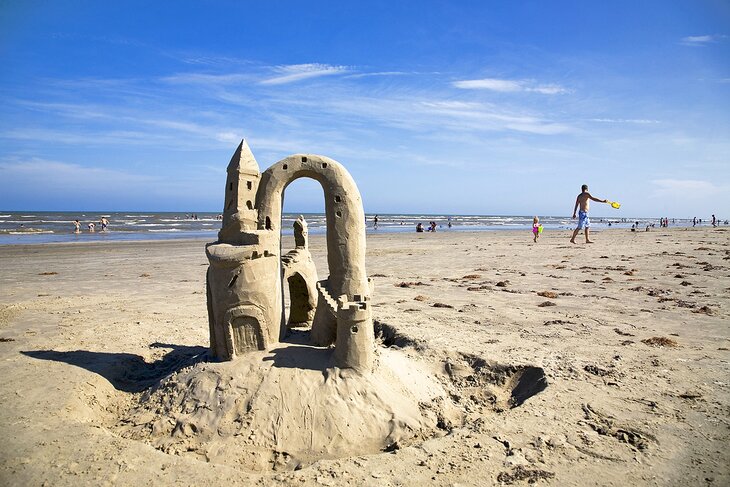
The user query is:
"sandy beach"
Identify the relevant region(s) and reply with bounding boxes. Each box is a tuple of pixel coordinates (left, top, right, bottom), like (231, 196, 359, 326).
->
(0, 227, 728, 486)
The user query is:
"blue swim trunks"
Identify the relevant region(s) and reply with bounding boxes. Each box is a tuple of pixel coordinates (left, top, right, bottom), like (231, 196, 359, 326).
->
(576, 210, 590, 229)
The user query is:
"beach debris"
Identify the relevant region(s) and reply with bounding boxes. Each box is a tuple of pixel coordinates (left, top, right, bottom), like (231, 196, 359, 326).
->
(38, 271, 58, 275)
(461, 274, 481, 279)
(496, 466, 555, 485)
(647, 288, 669, 297)
(641, 337, 678, 347)
(537, 301, 556, 307)
(413, 295, 428, 301)
(536, 291, 558, 298)
(139, 273, 151, 278)
(0, 337, 15, 342)
(543, 319, 574, 326)
(495, 281, 508, 287)
(581, 404, 655, 450)
(584, 365, 612, 377)
(467, 285, 492, 291)
(395, 281, 426, 288)
(432, 302, 454, 309)
(677, 391, 703, 400)
(692, 306, 713, 315)
(613, 328, 634, 337)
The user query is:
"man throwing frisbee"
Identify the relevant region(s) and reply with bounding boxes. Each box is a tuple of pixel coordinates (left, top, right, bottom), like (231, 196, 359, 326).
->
(570, 184, 609, 244)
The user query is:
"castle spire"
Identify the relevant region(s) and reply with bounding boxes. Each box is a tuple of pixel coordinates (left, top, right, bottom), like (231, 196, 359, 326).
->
(219, 139, 261, 241)
(227, 139, 259, 175)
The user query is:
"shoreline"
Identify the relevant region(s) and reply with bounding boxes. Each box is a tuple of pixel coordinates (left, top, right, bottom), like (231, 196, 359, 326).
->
(0, 224, 720, 247)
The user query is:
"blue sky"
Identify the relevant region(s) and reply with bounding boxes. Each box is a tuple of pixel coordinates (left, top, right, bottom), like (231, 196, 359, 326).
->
(0, 1, 728, 217)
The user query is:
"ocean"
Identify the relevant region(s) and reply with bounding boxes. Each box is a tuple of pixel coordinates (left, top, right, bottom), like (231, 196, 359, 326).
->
(0, 211, 693, 245)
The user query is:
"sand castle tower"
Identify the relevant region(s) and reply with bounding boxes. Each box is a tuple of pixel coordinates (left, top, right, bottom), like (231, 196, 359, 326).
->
(206, 140, 374, 371)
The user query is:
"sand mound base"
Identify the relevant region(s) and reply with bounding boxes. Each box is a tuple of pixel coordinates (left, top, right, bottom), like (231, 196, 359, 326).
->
(111, 328, 547, 472)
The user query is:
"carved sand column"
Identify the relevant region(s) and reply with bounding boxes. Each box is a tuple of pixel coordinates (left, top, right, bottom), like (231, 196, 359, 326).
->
(281, 216, 318, 328)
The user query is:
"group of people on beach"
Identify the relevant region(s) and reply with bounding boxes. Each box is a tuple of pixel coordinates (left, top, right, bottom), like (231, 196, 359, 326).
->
(73, 217, 108, 234)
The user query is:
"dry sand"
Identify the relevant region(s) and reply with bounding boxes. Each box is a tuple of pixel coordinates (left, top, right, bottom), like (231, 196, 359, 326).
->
(0, 227, 728, 486)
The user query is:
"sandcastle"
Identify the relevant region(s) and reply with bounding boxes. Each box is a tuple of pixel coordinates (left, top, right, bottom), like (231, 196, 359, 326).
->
(206, 140, 374, 371)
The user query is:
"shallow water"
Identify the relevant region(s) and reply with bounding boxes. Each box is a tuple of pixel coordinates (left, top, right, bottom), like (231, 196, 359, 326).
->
(0, 211, 692, 245)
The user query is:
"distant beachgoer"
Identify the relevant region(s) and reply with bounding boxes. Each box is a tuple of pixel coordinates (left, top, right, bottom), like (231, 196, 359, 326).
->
(374, 215, 379, 229)
(447, 217, 452, 228)
(712, 214, 717, 227)
(429, 221, 436, 232)
(631, 223, 636, 232)
(88, 222, 95, 232)
(693, 217, 697, 227)
(73, 220, 81, 234)
(100, 217, 108, 232)
(416, 223, 424, 233)
(570, 184, 609, 244)
(532, 216, 542, 243)
(645, 225, 650, 232)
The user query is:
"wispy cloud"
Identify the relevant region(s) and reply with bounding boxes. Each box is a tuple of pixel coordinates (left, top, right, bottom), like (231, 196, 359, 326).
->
(161, 72, 253, 85)
(0, 157, 154, 184)
(680, 34, 727, 46)
(259, 63, 349, 85)
(343, 71, 411, 79)
(650, 178, 721, 198)
(588, 118, 660, 124)
(453, 78, 568, 94)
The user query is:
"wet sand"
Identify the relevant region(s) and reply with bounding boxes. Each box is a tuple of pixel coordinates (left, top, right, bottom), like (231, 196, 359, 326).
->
(0, 227, 728, 485)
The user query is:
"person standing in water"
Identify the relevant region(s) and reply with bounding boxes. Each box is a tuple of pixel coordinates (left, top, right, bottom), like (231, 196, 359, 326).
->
(570, 184, 609, 244)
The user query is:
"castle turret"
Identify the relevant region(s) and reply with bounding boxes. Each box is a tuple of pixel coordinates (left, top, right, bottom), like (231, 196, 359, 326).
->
(219, 139, 260, 242)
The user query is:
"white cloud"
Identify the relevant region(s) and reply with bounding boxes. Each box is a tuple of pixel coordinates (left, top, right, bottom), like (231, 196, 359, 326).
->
(453, 78, 568, 94)
(453, 78, 522, 92)
(161, 72, 252, 85)
(259, 63, 349, 85)
(680, 34, 727, 46)
(588, 118, 660, 124)
(650, 178, 721, 198)
(343, 71, 410, 79)
(0, 158, 153, 184)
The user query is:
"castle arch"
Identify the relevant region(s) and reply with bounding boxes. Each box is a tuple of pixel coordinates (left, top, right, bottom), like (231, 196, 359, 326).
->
(255, 155, 369, 301)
